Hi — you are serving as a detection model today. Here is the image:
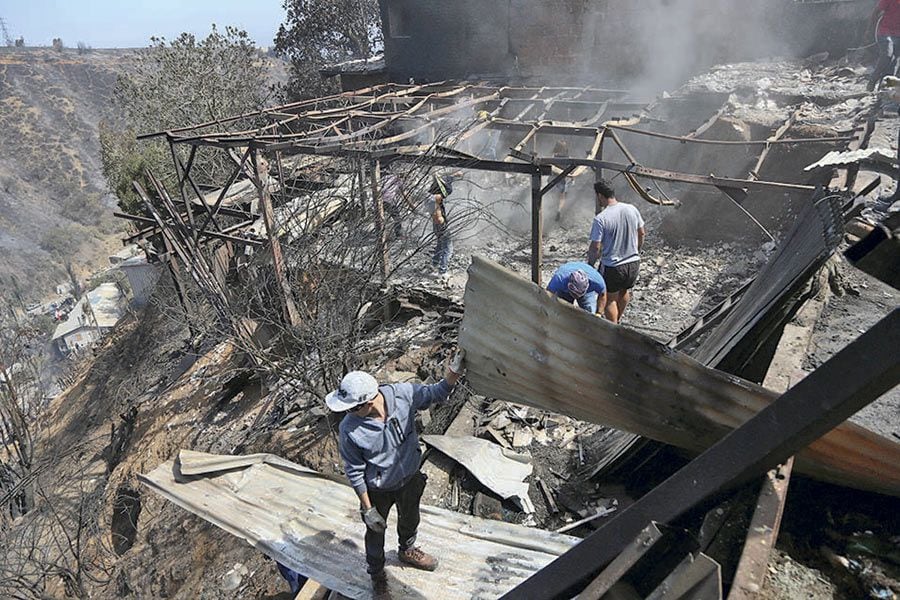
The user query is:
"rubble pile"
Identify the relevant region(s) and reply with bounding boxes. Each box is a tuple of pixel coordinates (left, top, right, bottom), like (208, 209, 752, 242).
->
(11, 52, 899, 600)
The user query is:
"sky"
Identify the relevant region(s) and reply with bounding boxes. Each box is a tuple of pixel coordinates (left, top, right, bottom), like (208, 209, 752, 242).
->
(1, 0, 286, 49)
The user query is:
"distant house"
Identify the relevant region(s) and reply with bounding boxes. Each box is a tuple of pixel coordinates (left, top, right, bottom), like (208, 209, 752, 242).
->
(108, 244, 141, 266)
(320, 54, 387, 92)
(51, 283, 127, 355)
(118, 255, 161, 307)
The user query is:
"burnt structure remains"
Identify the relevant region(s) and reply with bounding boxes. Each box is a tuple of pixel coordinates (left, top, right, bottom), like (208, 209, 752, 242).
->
(118, 2, 900, 599)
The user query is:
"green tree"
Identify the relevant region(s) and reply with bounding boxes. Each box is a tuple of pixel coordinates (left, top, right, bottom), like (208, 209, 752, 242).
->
(100, 25, 275, 214)
(275, 0, 382, 99)
(99, 123, 166, 215)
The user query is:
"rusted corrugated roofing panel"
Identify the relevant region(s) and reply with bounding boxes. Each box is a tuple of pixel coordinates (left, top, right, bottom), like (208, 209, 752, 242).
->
(459, 256, 900, 497)
(140, 450, 578, 600)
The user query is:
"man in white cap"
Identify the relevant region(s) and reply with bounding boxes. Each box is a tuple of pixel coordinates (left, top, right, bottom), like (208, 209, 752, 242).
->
(325, 351, 466, 596)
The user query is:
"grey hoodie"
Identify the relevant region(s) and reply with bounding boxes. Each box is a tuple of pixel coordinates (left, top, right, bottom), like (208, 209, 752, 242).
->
(338, 380, 452, 495)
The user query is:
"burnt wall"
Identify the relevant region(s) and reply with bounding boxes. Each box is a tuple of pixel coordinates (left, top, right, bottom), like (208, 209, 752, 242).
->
(380, 0, 875, 86)
(379, 0, 513, 82)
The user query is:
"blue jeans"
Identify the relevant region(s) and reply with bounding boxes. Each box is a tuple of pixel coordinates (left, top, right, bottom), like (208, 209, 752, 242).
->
(553, 290, 598, 313)
(577, 291, 599, 313)
(432, 229, 453, 274)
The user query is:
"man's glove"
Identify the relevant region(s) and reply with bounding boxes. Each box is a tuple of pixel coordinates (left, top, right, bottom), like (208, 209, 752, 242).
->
(361, 506, 387, 533)
(449, 349, 466, 375)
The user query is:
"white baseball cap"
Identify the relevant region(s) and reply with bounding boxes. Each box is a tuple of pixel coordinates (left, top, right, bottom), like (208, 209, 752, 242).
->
(325, 371, 379, 412)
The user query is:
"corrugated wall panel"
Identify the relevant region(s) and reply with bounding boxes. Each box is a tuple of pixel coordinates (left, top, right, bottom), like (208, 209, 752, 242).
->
(459, 256, 900, 497)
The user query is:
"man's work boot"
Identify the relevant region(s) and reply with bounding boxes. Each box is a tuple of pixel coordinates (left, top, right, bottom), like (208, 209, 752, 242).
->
(371, 570, 391, 599)
(398, 546, 438, 571)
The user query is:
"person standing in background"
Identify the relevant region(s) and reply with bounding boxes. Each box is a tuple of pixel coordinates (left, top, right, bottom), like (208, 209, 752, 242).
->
(869, 0, 900, 90)
(587, 179, 645, 324)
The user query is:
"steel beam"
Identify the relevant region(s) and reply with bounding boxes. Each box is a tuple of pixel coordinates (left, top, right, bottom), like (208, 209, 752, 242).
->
(503, 308, 900, 599)
(608, 123, 855, 147)
(576, 523, 663, 598)
(531, 173, 543, 285)
(530, 155, 815, 194)
(541, 165, 576, 197)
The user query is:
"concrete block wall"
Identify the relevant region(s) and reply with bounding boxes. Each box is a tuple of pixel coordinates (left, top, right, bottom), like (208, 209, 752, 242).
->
(380, 0, 513, 82)
(379, 0, 875, 86)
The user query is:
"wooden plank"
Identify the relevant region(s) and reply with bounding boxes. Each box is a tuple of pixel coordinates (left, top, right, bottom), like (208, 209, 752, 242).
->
(686, 104, 728, 139)
(295, 578, 329, 600)
(645, 553, 721, 600)
(577, 523, 663, 599)
(370, 160, 389, 282)
(748, 111, 797, 181)
(728, 266, 833, 600)
(501, 304, 899, 598)
(460, 257, 900, 498)
(537, 478, 560, 514)
(251, 150, 301, 327)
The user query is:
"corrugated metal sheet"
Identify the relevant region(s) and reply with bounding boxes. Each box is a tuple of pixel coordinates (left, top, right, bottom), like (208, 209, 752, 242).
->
(459, 256, 900, 497)
(140, 450, 578, 600)
(422, 435, 535, 513)
(805, 147, 896, 170)
(119, 256, 161, 307)
(691, 194, 844, 370)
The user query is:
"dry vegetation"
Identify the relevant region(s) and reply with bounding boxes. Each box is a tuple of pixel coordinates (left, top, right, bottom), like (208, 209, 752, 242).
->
(0, 48, 129, 298)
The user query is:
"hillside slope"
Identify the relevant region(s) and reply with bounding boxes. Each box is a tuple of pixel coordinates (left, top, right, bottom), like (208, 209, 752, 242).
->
(0, 48, 133, 298)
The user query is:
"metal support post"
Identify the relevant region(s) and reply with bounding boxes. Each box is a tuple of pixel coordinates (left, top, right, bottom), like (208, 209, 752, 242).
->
(251, 149, 301, 327)
(531, 172, 543, 285)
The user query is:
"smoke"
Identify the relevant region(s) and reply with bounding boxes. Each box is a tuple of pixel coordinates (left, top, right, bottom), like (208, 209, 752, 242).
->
(606, 0, 795, 96)
(506, 0, 862, 96)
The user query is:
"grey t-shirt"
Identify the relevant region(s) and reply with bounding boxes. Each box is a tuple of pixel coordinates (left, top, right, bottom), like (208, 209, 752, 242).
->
(590, 203, 645, 267)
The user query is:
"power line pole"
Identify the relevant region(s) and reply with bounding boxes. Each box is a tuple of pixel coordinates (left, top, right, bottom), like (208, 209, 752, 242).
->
(0, 17, 14, 47)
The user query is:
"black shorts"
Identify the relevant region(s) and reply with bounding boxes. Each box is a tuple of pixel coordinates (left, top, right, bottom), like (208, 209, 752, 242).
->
(602, 261, 640, 293)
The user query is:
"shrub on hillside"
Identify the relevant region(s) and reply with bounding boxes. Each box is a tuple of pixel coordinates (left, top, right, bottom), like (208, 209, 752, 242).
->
(100, 25, 275, 214)
(39, 225, 81, 260)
